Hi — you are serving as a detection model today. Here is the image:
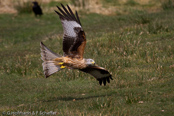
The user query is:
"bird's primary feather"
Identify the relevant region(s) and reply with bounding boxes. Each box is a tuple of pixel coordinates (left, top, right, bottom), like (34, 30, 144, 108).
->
(55, 4, 86, 58)
(80, 66, 113, 86)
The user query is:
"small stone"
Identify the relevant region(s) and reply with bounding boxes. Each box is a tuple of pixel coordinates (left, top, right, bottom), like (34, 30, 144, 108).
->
(138, 101, 144, 104)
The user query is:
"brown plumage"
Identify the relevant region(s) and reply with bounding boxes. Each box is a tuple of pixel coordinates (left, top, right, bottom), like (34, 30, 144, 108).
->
(40, 4, 113, 86)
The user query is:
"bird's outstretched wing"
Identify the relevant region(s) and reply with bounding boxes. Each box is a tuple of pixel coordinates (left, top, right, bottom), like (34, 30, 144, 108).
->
(80, 66, 113, 86)
(55, 4, 86, 59)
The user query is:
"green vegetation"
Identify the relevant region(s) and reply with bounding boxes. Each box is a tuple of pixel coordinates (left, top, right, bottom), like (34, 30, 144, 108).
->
(124, 0, 139, 6)
(0, 1, 174, 115)
(162, 0, 174, 10)
(14, 1, 33, 14)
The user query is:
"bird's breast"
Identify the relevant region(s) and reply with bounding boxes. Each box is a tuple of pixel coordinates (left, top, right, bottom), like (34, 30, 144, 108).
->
(63, 57, 87, 69)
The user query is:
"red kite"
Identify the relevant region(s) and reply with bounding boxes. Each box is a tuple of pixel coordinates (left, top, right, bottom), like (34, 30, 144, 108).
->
(40, 4, 113, 85)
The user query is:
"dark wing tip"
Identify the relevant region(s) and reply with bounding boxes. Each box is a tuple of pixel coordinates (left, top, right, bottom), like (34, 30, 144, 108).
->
(55, 10, 65, 19)
(99, 80, 102, 85)
(61, 3, 66, 8)
(80, 66, 112, 86)
(75, 11, 81, 25)
(55, 4, 81, 25)
(54, 10, 59, 14)
(97, 75, 113, 86)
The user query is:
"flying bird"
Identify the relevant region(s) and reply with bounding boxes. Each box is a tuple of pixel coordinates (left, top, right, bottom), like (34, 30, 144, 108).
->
(40, 4, 113, 86)
(32, 1, 43, 17)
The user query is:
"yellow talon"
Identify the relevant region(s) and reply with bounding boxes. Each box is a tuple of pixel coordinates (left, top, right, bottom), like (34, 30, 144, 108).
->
(59, 62, 64, 65)
(60, 66, 66, 69)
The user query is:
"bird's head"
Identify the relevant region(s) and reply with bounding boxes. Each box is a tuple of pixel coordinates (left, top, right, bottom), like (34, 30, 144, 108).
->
(85, 59, 95, 66)
(32, 1, 38, 5)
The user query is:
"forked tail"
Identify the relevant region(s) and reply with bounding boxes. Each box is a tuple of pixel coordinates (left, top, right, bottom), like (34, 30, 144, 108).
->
(40, 42, 63, 78)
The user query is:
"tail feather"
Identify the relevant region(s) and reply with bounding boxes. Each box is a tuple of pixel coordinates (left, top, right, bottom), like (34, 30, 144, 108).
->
(40, 42, 61, 61)
(42, 62, 61, 78)
(40, 42, 63, 78)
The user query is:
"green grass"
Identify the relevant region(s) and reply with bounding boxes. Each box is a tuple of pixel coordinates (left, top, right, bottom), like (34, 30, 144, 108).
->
(0, 2, 174, 116)
(14, 1, 33, 14)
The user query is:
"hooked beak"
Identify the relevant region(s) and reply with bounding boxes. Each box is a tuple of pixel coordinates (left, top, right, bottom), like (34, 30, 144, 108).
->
(91, 61, 95, 65)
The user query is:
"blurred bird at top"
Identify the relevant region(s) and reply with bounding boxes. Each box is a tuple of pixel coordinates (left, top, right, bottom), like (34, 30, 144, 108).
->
(32, 1, 43, 17)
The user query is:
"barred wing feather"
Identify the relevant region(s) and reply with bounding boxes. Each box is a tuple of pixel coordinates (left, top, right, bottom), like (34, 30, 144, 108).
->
(55, 4, 86, 58)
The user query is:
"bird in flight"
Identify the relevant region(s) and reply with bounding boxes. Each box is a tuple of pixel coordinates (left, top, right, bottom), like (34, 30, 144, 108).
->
(40, 4, 113, 86)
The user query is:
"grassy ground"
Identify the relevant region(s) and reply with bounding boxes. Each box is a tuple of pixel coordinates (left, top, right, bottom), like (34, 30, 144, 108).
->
(0, 1, 174, 116)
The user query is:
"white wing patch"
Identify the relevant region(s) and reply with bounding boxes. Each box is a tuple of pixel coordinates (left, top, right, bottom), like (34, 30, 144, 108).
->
(61, 20, 81, 37)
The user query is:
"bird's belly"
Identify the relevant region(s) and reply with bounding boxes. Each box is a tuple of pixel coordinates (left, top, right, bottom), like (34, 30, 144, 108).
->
(63, 57, 86, 69)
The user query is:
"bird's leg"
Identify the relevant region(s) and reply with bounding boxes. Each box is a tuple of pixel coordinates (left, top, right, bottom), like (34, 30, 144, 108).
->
(54, 62, 64, 66)
(54, 57, 63, 64)
(54, 57, 65, 68)
(58, 62, 64, 65)
(60, 65, 66, 69)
